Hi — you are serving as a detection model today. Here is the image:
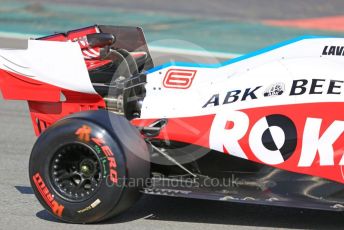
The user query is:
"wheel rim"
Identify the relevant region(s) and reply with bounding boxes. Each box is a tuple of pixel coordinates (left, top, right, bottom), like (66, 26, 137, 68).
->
(50, 143, 102, 202)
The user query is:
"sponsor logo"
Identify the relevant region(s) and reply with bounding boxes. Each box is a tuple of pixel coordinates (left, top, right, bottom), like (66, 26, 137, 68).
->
(71, 36, 100, 59)
(77, 199, 101, 213)
(32, 173, 64, 217)
(290, 79, 344, 95)
(91, 137, 118, 185)
(203, 79, 344, 108)
(322, 46, 344, 56)
(209, 110, 344, 166)
(75, 126, 119, 185)
(264, 82, 285, 97)
(163, 69, 197, 89)
(75, 125, 92, 142)
(203, 86, 261, 108)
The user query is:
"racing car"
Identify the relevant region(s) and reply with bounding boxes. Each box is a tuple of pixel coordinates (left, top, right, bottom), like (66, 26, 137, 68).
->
(0, 25, 344, 223)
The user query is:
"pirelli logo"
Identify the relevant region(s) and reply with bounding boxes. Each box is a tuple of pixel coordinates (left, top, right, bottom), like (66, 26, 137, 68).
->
(32, 173, 64, 217)
(163, 69, 197, 89)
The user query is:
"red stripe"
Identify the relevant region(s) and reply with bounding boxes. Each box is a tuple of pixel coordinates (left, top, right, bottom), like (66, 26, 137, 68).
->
(263, 15, 344, 32)
(132, 102, 344, 184)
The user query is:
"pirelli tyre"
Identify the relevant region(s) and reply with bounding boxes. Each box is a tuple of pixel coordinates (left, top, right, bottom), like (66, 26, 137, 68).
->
(29, 110, 150, 223)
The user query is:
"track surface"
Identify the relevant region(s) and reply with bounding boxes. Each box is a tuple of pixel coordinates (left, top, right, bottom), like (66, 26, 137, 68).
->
(1, 37, 344, 230)
(14, 0, 344, 20)
(2, 0, 344, 55)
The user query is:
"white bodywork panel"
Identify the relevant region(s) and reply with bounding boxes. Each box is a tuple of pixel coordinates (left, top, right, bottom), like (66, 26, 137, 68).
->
(141, 37, 344, 118)
(0, 40, 96, 94)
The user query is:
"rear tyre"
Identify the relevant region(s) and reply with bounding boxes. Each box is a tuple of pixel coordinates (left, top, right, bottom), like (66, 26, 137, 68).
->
(29, 110, 150, 223)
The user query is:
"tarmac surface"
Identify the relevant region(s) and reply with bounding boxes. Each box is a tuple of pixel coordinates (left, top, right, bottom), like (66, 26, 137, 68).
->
(0, 37, 344, 230)
(1, 0, 344, 54)
(15, 0, 344, 20)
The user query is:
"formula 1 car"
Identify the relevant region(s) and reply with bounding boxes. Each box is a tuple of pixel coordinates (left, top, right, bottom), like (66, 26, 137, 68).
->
(0, 25, 344, 223)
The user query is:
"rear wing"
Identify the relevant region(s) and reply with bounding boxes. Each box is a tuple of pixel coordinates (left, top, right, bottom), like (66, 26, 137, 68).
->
(0, 25, 153, 136)
(0, 39, 105, 135)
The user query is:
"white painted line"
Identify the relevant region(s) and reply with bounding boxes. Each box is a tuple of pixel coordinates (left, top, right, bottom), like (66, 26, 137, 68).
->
(150, 45, 241, 59)
(0, 31, 40, 40)
(0, 31, 242, 59)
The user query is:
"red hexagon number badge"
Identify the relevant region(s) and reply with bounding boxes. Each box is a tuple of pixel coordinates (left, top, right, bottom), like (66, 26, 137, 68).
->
(163, 69, 197, 89)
